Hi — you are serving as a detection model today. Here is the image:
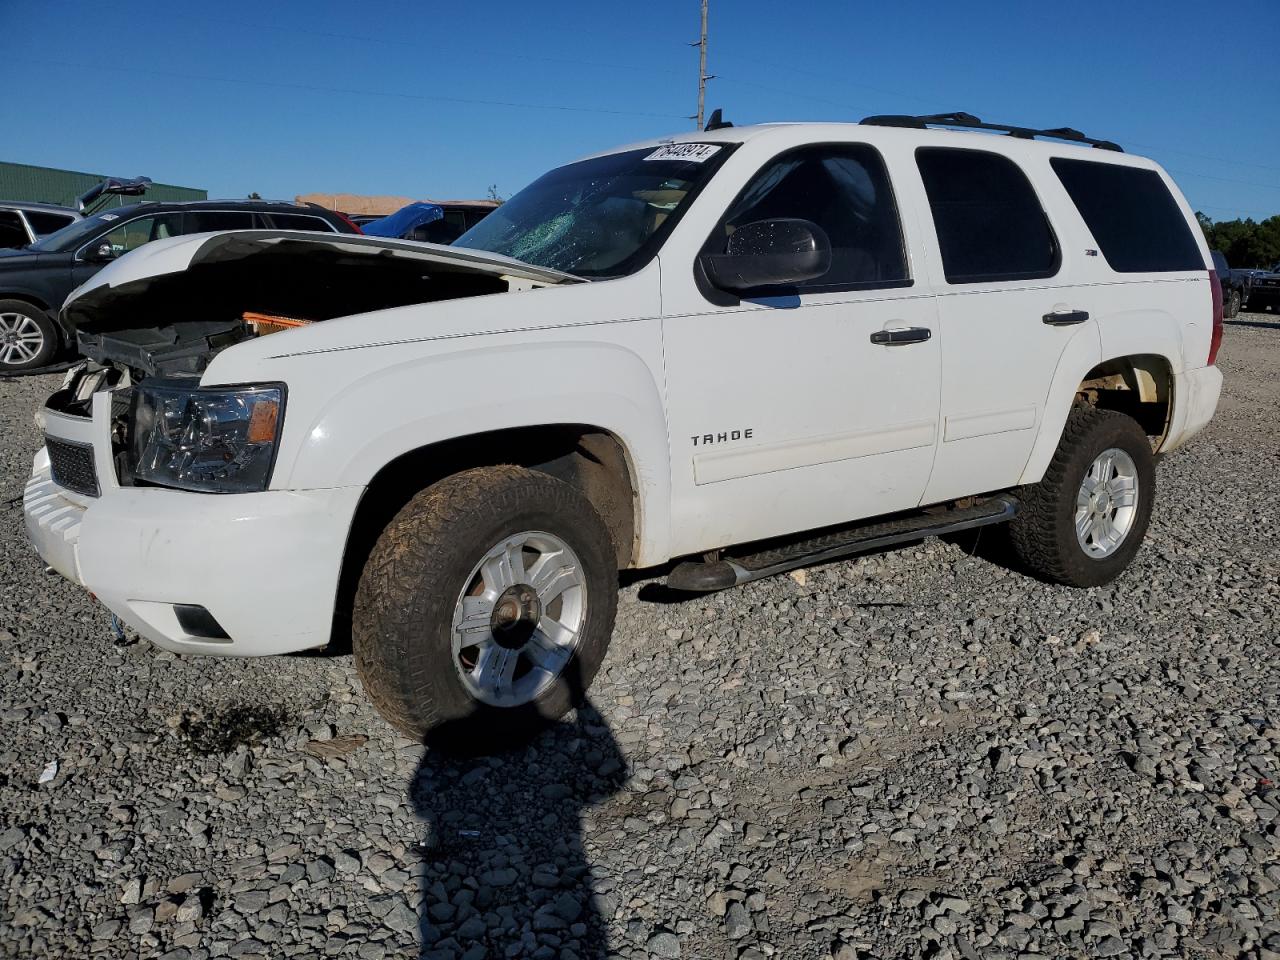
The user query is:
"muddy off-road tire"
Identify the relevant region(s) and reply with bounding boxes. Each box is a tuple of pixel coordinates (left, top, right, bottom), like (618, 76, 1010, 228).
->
(1008, 408, 1155, 588)
(0, 300, 57, 372)
(353, 465, 618, 745)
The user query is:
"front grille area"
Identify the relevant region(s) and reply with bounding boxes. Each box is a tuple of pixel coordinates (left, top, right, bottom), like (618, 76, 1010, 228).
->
(47, 437, 100, 498)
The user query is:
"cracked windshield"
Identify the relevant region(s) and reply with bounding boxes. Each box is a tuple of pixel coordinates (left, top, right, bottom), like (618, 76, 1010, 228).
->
(455, 144, 726, 277)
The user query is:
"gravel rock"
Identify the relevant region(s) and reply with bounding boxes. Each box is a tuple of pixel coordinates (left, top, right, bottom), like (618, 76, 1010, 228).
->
(1, 320, 1279, 958)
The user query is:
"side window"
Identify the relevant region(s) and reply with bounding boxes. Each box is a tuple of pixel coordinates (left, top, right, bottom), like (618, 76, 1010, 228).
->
(97, 214, 181, 255)
(710, 143, 909, 290)
(0, 211, 28, 248)
(1050, 159, 1203, 273)
(183, 211, 255, 233)
(916, 147, 1059, 284)
(420, 215, 467, 245)
(268, 213, 336, 232)
(26, 211, 76, 235)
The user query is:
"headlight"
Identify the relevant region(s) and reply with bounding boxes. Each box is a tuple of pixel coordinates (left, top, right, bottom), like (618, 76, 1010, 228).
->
(130, 381, 285, 493)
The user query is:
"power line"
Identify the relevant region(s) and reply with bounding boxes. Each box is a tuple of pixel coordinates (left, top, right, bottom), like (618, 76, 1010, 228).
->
(1165, 167, 1280, 193)
(1127, 141, 1280, 176)
(30, 0, 1280, 185)
(715, 52, 1280, 180)
(1195, 203, 1276, 219)
(715, 75, 866, 115)
(13, 58, 688, 121)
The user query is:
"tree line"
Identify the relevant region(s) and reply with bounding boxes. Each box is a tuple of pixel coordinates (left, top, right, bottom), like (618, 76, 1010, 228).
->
(1196, 213, 1280, 269)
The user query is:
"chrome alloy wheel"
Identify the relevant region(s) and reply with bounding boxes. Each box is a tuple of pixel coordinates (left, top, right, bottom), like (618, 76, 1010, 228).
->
(451, 531, 587, 707)
(0, 311, 44, 367)
(1075, 447, 1140, 559)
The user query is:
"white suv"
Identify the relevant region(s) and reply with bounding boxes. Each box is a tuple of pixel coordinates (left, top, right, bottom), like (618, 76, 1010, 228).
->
(24, 113, 1223, 745)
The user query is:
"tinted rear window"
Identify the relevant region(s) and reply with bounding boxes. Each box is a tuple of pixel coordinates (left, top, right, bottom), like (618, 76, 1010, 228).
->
(184, 211, 256, 233)
(26, 211, 76, 235)
(916, 147, 1059, 284)
(0, 211, 27, 248)
(1050, 159, 1203, 273)
(268, 213, 336, 232)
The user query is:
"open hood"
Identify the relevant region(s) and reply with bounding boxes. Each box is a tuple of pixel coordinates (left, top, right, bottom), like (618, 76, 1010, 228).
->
(65, 230, 583, 378)
(70, 230, 579, 306)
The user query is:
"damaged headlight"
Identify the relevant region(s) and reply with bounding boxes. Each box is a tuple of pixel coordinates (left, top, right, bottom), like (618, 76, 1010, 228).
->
(130, 381, 285, 493)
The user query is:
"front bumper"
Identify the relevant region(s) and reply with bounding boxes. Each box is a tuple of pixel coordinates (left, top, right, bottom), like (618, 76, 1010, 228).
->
(23, 391, 364, 656)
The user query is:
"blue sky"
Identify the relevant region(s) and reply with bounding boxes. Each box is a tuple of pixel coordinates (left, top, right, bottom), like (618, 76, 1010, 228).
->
(2, 0, 1277, 220)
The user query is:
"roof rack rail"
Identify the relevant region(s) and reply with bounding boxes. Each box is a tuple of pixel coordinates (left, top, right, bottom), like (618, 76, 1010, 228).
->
(860, 112, 1123, 152)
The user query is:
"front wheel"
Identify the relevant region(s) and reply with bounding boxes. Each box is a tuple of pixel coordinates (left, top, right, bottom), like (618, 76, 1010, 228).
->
(0, 300, 57, 372)
(353, 465, 618, 746)
(1007, 408, 1155, 587)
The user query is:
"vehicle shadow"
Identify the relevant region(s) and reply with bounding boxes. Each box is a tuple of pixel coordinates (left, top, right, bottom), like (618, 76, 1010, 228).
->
(1226, 317, 1280, 331)
(408, 696, 626, 959)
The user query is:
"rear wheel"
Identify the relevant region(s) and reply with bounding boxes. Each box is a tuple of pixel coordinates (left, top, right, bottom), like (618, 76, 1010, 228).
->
(0, 300, 57, 373)
(353, 465, 618, 746)
(1008, 408, 1154, 587)
(1226, 289, 1241, 319)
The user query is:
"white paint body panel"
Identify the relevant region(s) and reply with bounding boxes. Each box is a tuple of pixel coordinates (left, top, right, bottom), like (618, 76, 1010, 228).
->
(24, 122, 1222, 656)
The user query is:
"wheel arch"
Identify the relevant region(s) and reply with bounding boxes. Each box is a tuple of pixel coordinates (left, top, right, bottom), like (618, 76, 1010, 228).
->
(330, 423, 645, 653)
(0, 291, 54, 313)
(1020, 348, 1177, 486)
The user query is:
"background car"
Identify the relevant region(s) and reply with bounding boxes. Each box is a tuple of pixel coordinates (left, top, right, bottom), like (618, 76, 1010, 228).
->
(349, 200, 496, 244)
(0, 199, 359, 372)
(0, 202, 81, 250)
(1210, 250, 1248, 318)
(1246, 262, 1280, 312)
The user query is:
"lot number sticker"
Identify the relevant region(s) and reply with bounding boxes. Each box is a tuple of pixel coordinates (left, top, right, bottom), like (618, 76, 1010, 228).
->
(645, 143, 722, 163)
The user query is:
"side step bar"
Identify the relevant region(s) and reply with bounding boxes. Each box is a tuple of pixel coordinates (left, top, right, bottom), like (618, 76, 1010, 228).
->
(666, 494, 1019, 592)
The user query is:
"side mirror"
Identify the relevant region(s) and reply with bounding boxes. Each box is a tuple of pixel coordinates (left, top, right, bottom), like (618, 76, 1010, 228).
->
(702, 218, 831, 294)
(82, 241, 118, 263)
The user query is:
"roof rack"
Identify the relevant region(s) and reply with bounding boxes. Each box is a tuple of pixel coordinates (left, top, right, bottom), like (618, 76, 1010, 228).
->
(860, 112, 1123, 152)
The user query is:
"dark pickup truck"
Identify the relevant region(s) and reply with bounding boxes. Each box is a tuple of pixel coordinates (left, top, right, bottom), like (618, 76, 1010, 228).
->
(1245, 262, 1280, 312)
(1210, 250, 1249, 318)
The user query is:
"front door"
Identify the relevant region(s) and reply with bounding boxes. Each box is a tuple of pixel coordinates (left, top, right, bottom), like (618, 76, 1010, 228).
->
(70, 212, 184, 289)
(661, 142, 942, 556)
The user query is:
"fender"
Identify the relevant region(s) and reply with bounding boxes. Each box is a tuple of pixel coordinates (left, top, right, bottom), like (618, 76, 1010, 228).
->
(1017, 323, 1103, 486)
(0, 284, 55, 311)
(1096, 306, 1188, 378)
(277, 338, 673, 566)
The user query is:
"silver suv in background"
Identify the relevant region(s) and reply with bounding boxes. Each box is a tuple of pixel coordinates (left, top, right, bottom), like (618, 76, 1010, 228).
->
(0, 202, 81, 251)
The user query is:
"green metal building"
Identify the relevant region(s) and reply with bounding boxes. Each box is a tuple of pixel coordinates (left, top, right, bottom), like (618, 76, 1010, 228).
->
(0, 161, 206, 209)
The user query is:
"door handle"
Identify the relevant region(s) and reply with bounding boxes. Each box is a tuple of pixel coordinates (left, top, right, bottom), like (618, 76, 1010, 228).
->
(870, 326, 932, 346)
(1042, 309, 1090, 326)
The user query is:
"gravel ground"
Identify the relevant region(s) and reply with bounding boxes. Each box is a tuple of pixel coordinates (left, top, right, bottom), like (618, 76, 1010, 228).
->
(1, 314, 1279, 960)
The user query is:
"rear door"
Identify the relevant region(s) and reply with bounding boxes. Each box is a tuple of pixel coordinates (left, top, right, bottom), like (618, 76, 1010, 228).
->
(915, 146, 1100, 504)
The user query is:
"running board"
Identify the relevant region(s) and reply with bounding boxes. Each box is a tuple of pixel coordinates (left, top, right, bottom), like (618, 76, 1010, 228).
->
(666, 495, 1019, 592)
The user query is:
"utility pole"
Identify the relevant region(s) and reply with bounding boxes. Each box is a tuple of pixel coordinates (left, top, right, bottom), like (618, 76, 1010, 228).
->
(695, 0, 710, 130)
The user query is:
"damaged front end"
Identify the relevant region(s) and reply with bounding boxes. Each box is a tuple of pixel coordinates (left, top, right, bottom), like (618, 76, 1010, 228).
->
(46, 230, 579, 491)
(29, 230, 574, 653)
(63, 229, 579, 381)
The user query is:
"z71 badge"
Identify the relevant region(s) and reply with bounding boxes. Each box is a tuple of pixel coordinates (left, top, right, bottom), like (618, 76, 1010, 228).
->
(691, 429, 753, 446)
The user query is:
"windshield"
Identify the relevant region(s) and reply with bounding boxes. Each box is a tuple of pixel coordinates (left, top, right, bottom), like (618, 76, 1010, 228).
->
(28, 212, 121, 253)
(454, 144, 732, 278)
